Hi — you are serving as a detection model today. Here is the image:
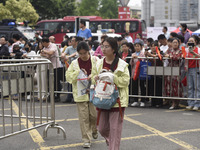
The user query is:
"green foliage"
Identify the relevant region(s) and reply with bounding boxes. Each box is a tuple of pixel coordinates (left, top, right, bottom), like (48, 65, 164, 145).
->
(30, 0, 76, 19)
(0, 3, 13, 20)
(77, 0, 118, 19)
(99, 0, 118, 19)
(0, 0, 39, 24)
(78, 0, 100, 16)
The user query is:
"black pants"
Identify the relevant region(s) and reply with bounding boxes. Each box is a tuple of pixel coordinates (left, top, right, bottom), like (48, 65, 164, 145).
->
(53, 68, 63, 98)
(149, 76, 163, 106)
(131, 79, 147, 102)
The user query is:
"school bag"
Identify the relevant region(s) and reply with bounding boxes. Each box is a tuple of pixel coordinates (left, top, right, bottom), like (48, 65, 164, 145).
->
(90, 68, 120, 109)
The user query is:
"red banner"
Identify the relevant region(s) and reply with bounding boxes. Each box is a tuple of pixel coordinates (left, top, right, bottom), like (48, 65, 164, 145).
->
(118, 6, 130, 19)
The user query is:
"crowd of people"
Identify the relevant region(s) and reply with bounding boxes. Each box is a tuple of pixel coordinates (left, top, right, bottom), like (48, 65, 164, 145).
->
(1, 22, 200, 149)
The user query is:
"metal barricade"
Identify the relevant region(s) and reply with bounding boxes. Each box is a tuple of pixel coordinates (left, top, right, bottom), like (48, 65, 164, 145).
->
(0, 59, 66, 140)
(127, 56, 200, 102)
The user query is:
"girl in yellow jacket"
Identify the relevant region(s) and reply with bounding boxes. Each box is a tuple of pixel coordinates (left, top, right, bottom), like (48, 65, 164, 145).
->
(93, 37, 130, 150)
(66, 41, 99, 148)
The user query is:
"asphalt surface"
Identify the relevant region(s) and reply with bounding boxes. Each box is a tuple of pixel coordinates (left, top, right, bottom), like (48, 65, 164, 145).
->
(0, 95, 200, 150)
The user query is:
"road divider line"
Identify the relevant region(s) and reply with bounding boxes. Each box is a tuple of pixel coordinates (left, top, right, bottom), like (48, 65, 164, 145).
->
(11, 100, 46, 148)
(124, 116, 200, 150)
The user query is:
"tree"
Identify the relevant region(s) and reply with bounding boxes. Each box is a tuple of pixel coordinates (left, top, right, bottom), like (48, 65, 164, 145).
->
(0, 0, 39, 24)
(30, 0, 76, 19)
(77, 0, 100, 16)
(0, 3, 13, 20)
(99, 0, 118, 19)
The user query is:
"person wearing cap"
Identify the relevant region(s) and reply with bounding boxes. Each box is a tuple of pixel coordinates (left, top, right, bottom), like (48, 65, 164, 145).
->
(178, 24, 191, 44)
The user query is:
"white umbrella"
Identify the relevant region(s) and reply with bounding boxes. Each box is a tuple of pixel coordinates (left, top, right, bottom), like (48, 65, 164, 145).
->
(192, 29, 200, 36)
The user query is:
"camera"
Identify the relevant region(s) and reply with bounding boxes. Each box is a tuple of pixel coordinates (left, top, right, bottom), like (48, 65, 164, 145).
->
(188, 43, 194, 47)
(188, 42, 194, 52)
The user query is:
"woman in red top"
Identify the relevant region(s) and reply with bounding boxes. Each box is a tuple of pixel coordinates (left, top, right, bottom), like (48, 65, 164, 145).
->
(164, 38, 183, 109)
(186, 36, 200, 111)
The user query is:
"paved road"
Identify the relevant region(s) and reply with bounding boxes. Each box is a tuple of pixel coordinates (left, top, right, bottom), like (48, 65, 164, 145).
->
(1, 97, 200, 150)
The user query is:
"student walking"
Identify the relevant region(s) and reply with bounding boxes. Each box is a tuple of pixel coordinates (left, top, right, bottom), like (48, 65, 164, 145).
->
(93, 37, 130, 150)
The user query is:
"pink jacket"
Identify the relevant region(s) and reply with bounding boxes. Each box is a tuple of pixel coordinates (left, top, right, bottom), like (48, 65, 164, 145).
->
(94, 46, 104, 57)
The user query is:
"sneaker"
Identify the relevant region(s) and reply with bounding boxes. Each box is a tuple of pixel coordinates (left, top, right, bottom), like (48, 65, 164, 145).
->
(140, 102, 145, 107)
(83, 143, 91, 148)
(92, 132, 98, 139)
(169, 106, 175, 110)
(186, 106, 193, 109)
(193, 106, 199, 111)
(131, 102, 139, 107)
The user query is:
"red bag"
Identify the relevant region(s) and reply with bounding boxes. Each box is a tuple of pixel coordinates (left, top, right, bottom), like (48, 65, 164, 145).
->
(133, 61, 140, 80)
(181, 76, 187, 86)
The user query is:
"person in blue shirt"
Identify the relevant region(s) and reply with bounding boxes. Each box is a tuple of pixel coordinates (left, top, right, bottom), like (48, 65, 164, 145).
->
(77, 20, 92, 41)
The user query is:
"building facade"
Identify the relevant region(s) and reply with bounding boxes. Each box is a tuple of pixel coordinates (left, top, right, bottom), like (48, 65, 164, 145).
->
(142, 0, 200, 30)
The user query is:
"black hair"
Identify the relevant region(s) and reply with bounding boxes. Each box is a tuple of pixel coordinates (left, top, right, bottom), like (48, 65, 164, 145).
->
(117, 37, 123, 41)
(8, 39, 14, 45)
(88, 41, 93, 47)
(163, 26, 168, 31)
(172, 38, 180, 45)
(13, 34, 20, 41)
(61, 41, 67, 48)
(170, 32, 178, 38)
(76, 36, 83, 43)
(77, 41, 89, 52)
(134, 42, 143, 47)
(25, 42, 32, 48)
(190, 35, 199, 45)
(1, 36, 8, 41)
(128, 42, 135, 53)
(101, 35, 108, 41)
(150, 41, 159, 47)
(103, 37, 119, 72)
(137, 33, 142, 39)
(42, 37, 49, 43)
(65, 35, 69, 39)
(157, 34, 166, 40)
(35, 33, 39, 35)
(80, 20, 86, 26)
(167, 38, 174, 42)
(147, 38, 154, 43)
(177, 34, 185, 43)
(93, 40, 100, 50)
(181, 24, 187, 31)
(121, 42, 130, 47)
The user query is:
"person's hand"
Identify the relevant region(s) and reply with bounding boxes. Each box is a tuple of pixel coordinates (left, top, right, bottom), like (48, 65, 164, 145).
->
(94, 75, 99, 82)
(22, 54, 27, 58)
(81, 69, 87, 75)
(10, 53, 15, 57)
(132, 53, 138, 58)
(88, 74, 92, 81)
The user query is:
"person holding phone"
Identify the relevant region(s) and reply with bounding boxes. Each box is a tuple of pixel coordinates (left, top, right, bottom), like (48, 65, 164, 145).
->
(185, 36, 200, 111)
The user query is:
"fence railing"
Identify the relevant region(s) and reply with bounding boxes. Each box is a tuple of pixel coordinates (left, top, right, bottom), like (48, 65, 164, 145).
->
(0, 59, 66, 140)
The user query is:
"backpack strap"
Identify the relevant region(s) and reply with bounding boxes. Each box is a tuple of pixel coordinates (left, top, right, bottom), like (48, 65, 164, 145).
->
(116, 97, 123, 122)
(96, 109, 101, 126)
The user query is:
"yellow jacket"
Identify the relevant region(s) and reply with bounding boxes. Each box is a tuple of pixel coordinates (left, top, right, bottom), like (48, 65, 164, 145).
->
(65, 56, 99, 102)
(93, 58, 130, 108)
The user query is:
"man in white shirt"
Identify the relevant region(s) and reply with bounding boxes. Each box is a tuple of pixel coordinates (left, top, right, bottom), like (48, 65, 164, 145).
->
(158, 34, 169, 67)
(162, 26, 170, 39)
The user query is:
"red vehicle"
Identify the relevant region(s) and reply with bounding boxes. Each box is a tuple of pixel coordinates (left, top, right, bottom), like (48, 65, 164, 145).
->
(35, 16, 146, 44)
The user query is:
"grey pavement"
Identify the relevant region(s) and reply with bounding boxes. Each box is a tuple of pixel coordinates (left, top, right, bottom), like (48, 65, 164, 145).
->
(0, 96, 200, 150)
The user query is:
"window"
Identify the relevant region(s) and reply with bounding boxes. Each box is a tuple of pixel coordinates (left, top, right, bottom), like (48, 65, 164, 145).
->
(89, 22, 98, 33)
(62, 22, 74, 33)
(101, 22, 112, 29)
(165, 15, 168, 19)
(129, 21, 138, 32)
(44, 22, 60, 33)
(114, 22, 122, 33)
